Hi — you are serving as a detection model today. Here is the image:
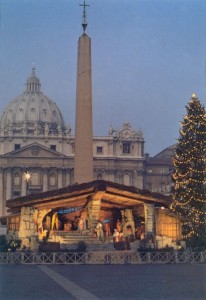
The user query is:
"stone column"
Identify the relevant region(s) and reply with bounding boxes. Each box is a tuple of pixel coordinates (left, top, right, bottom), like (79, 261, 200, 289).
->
(0, 168, 4, 216)
(74, 33, 93, 184)
(65, 169, 71, 186)
(58, 169, 63, 189)
(144, 203, 155, 236)
(87, 192, 102, 229)
(43, 168, 48, 192)
(21, 171, 27, 196)
(6, 168, 12, 200)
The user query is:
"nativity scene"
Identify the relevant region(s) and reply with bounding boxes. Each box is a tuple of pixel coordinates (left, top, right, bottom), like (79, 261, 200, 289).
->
(5, 180, 182, 251)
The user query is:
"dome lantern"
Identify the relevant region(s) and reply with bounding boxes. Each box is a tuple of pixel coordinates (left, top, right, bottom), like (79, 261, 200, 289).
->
(25, 66, 41, 94)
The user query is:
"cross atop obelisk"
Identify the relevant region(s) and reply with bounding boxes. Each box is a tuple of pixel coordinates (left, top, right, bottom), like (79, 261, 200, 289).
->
(79, 1, 90, 32)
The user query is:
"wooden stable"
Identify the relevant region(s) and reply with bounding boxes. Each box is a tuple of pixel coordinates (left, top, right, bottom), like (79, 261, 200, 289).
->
(5, 180, 182, 250)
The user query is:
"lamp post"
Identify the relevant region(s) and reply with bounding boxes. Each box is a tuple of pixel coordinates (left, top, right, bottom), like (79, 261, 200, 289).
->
(23, 171, 32, 195)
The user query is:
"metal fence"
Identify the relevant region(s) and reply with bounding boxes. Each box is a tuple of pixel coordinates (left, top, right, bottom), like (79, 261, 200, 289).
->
(0, 251, 206, 264)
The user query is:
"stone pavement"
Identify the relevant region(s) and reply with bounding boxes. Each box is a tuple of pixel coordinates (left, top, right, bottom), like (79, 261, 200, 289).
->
(0, 264, 206, 299)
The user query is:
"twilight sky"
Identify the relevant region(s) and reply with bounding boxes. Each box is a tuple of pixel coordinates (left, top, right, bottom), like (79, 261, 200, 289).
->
(1, 0, 206, 156)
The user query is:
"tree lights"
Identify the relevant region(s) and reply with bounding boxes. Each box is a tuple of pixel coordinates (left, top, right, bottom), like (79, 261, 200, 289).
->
(172, 94, 206, 249)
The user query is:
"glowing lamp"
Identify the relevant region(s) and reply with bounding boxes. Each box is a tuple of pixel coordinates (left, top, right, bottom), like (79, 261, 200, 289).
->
(24, 171, 32, 182)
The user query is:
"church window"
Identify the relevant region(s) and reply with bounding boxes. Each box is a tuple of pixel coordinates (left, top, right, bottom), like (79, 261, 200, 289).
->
(123, 174, 130, 186)
(97, 174, 102, 180)
(50, 145, 56, 151)
(30, 108, 36, 121)
(123, 142, 131, 154)
(53, 111, 57, 122)
(13, 173, 20, 186)
(50, 173, 56, 186)
(96, 146, 103, 154)
(14, 144, 20, 150)
(31, 172, 39, 186)
(13, 191, 20, 197)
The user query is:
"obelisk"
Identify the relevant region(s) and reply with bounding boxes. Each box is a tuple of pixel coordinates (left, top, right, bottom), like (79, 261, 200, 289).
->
(74, 2, 93, 183)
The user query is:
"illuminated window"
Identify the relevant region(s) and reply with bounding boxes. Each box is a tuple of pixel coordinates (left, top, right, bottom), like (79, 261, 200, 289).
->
(156, 212, 182, 241)
(8, 215, 20, 231)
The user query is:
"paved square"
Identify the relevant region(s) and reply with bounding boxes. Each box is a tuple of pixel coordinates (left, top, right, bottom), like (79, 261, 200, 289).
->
(0, 264, 206, 299)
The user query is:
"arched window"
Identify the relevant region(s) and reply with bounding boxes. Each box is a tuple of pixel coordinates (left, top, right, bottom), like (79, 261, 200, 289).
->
(123, 174, 130, 186)
(97, 174, 102, 180)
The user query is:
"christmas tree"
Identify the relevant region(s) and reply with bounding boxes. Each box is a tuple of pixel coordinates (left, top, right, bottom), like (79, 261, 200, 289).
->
(172, 94, 206, 249)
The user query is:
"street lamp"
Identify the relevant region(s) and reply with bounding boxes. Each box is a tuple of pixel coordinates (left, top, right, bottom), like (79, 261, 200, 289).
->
(23, 171, 32, 195)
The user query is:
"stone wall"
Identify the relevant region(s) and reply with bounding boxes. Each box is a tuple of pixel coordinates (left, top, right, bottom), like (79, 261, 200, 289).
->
(87, 197, 101, 230)
(144, 203, 155, 235)
(18, 206, 38, 250)
(7, 230, 19, 242)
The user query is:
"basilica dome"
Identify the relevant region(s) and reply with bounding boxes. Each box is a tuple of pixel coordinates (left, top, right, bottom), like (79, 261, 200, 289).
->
(0, 68, 67, 136)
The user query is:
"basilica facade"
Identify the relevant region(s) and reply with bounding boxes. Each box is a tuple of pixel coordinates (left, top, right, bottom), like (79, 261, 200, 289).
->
(0, 68, 169, 217)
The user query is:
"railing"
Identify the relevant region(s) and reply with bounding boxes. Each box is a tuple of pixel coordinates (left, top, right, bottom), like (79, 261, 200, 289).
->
(0, 251, 205, 265)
